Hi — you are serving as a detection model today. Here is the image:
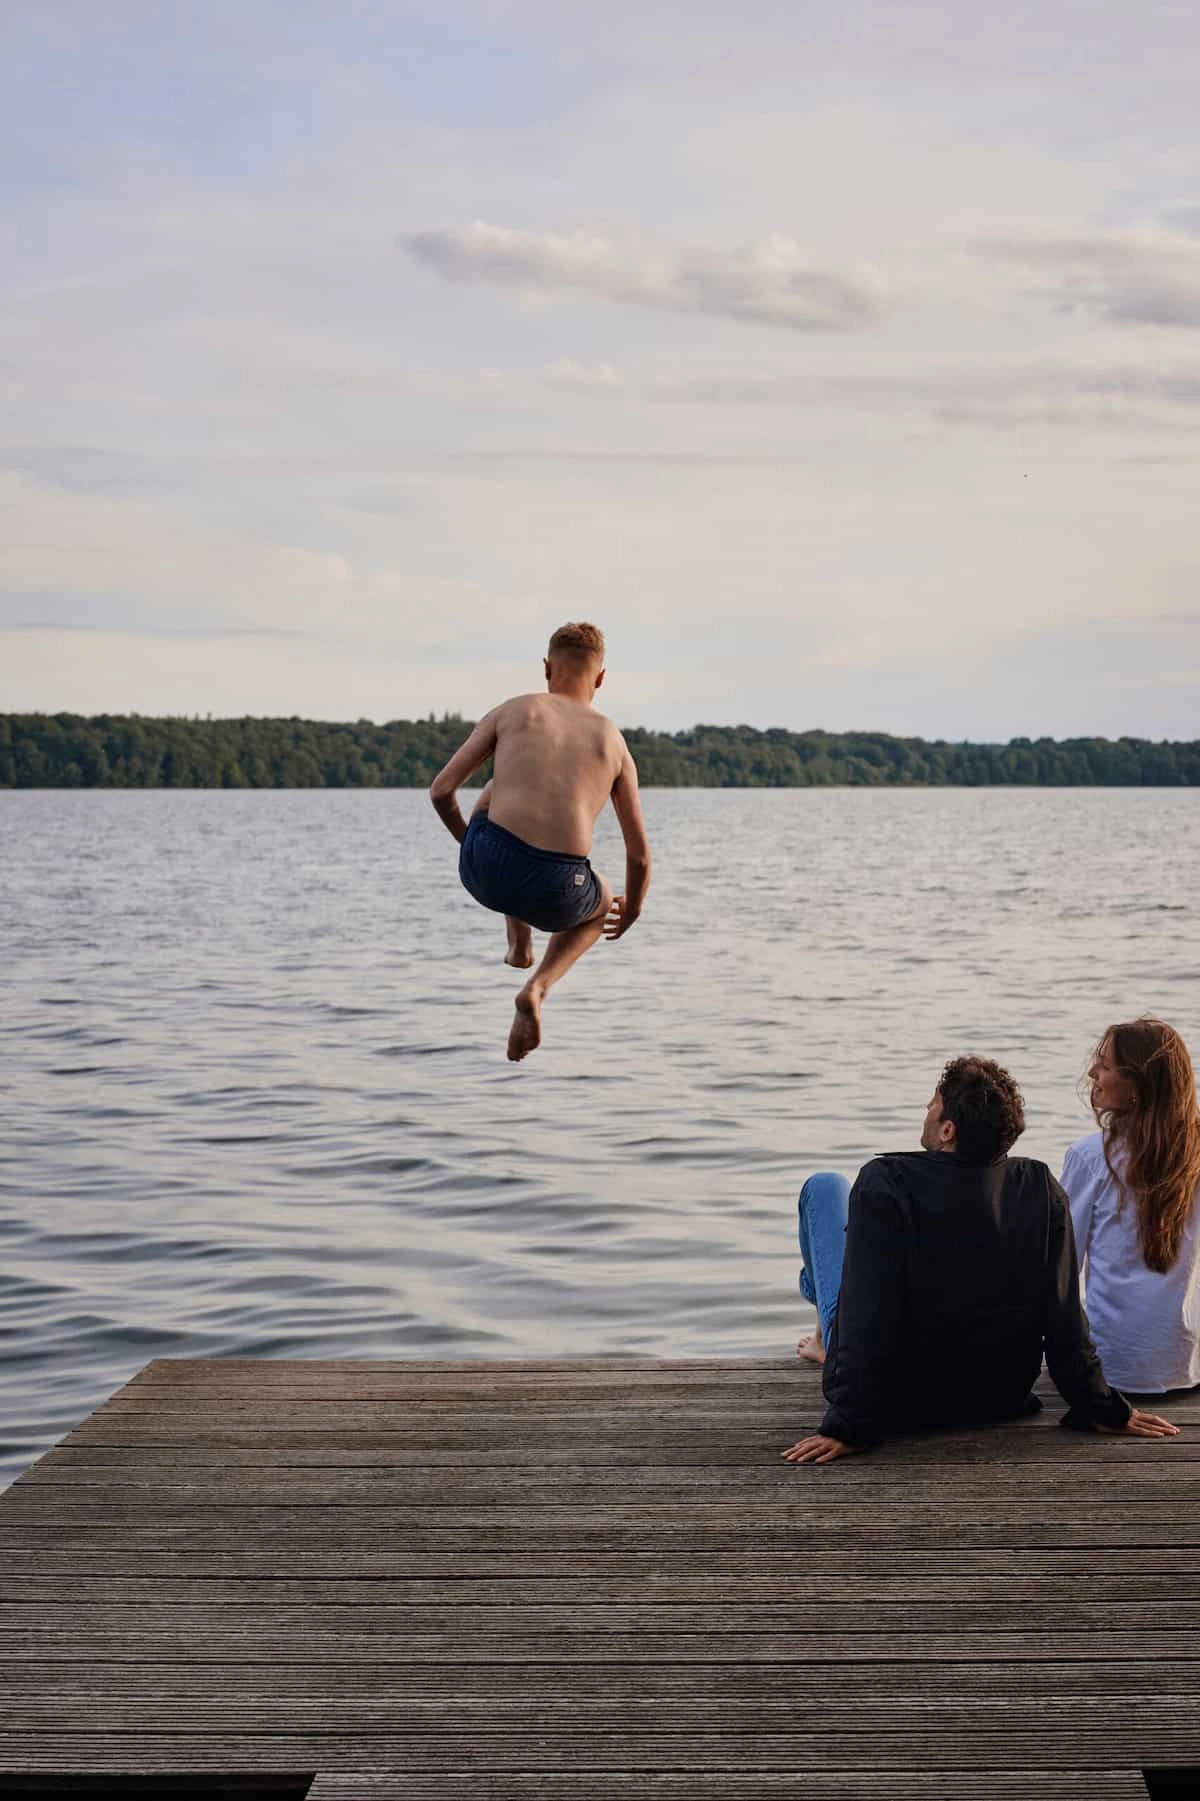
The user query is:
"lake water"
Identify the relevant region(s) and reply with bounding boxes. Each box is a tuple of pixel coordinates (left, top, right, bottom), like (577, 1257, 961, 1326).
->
(2, 787, 1197, 1486)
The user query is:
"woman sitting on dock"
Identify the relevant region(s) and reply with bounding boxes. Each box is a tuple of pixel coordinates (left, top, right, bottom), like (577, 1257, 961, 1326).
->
(1061, 1018, 1200, 1397)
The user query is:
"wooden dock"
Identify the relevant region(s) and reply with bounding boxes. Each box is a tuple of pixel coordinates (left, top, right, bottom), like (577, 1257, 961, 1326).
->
(2, 1357, 1198, 1799)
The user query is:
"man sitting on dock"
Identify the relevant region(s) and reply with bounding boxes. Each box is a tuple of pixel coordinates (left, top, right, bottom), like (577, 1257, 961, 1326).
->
(783, 1056, 1181, 1463)
(429, 622, 652, 1062)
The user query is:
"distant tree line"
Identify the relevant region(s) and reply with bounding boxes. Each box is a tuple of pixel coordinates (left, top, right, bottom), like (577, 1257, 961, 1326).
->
(2, 713, 1198, 788)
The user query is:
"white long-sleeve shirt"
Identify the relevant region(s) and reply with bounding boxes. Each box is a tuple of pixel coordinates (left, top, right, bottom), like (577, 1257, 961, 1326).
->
(1061, 1129, 1200, 1394)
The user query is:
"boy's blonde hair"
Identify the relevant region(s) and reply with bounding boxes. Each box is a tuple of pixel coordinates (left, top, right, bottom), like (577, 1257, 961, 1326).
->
(547, 621, 605, 663)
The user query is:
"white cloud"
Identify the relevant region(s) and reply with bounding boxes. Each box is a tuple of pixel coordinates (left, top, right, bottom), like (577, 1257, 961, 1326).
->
(545, 357, 623, 390)
(986, 229, 1200, 328)
(470, 348, 1200, 437)
(403, 221, 890, 333)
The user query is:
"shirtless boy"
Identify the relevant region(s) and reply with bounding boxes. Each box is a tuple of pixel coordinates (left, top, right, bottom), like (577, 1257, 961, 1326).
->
(429, 622, 651, 1062)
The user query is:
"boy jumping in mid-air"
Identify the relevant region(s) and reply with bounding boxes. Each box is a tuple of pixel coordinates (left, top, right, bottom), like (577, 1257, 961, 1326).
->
(429, 622, 651, 1062)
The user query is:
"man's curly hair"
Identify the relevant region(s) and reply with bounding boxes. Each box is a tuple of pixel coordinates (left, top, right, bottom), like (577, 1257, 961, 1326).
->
(937, 1056, 1026, 1164)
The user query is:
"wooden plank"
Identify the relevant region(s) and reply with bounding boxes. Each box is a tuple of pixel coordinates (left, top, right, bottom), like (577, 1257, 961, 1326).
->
(5, 1691, 1200, 1735)
(80, 1397, 1200, 1429)
(5, 1496, 1199, 1537)
(95, 1386, 948, 1410)
(100, 1385, 1200, 1422)
(304, 1774, 1153, 1801)
(16, 1469, 1200, 1511)
(113, 1354, 1193, 1396)
(9, 1571, 1200, 1605)
(5, 1545, 1200, 1579)
(67, 1401, 817, 1426)
(1, 1627, 1198, 1664)
(128, 1358, 804, 1379)
(114, 1377, 811, 1400)
(42, 1436, 1199, 1472)
(5, 1519, 1198, 1552)
(1, 1658, 1194, 1699)
(0, 1728, 1197, 1770)
(52, 1424, 810, 1448)
(81, 1390, 1197, 1419)
(5, 1597, 1200, 1637)
(34, 1433, 1200, 1465)
(55, 1414, 1200, 1447)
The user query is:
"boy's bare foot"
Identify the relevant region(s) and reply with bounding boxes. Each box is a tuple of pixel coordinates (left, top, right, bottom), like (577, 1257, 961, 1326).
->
(507, 986, 543, 1061)
(504, 930, 534, 970)
(796, 1332, 826, 1366)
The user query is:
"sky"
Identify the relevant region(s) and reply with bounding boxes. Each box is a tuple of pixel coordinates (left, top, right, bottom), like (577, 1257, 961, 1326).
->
(3, 0, 1200, 739)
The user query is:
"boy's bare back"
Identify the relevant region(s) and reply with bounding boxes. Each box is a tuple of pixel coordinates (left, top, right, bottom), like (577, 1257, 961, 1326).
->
(487, 692, 624, 857)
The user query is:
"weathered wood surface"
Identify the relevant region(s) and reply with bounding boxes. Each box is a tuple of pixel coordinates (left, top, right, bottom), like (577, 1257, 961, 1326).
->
(303, 1777, 1154, 1801)
(1, 1358, 1197, 1801)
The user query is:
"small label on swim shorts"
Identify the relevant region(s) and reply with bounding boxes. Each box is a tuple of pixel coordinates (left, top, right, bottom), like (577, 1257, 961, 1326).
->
(574, 872, 585, 885)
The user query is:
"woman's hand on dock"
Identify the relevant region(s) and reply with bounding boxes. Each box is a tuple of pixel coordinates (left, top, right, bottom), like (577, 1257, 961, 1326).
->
(781, 1434, 861, 1465)
(1098, 1408, 1181, 1439)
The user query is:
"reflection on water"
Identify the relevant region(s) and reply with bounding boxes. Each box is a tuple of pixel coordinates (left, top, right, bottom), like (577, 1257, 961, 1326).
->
(2, 787, 1197, 1483)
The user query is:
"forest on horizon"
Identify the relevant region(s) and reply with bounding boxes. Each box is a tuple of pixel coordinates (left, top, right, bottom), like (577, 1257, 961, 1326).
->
(3, 712, 1199, 788)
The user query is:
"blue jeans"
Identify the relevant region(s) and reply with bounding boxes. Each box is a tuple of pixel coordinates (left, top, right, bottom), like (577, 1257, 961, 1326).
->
(797, 1172, 851, 1344)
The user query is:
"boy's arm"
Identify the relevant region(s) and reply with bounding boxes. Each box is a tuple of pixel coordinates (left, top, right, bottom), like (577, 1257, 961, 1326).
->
(606, 741, 651, 939)
(428, 711, 500, 844)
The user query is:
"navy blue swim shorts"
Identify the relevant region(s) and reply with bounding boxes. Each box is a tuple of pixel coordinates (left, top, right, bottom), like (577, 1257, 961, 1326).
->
(459, 813, 603, 934)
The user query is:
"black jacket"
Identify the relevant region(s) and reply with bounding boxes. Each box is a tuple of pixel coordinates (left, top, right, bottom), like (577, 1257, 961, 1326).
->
(819, 1150, 1131, 1446)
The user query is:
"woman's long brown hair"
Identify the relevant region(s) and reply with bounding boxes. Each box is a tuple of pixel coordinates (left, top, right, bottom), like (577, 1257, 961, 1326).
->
(1093, 1018, 1200, 1274)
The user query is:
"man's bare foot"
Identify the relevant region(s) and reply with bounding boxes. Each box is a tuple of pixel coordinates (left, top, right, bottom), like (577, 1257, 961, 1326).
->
(796, 1332, 826, 1366)
(507, 986, 543, 1061)
(504, 919, 534, 969)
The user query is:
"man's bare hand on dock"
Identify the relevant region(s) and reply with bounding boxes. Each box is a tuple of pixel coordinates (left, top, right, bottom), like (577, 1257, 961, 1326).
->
(1098, 1408, 1181, 1439)
(781, 1434, 861, 1465)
